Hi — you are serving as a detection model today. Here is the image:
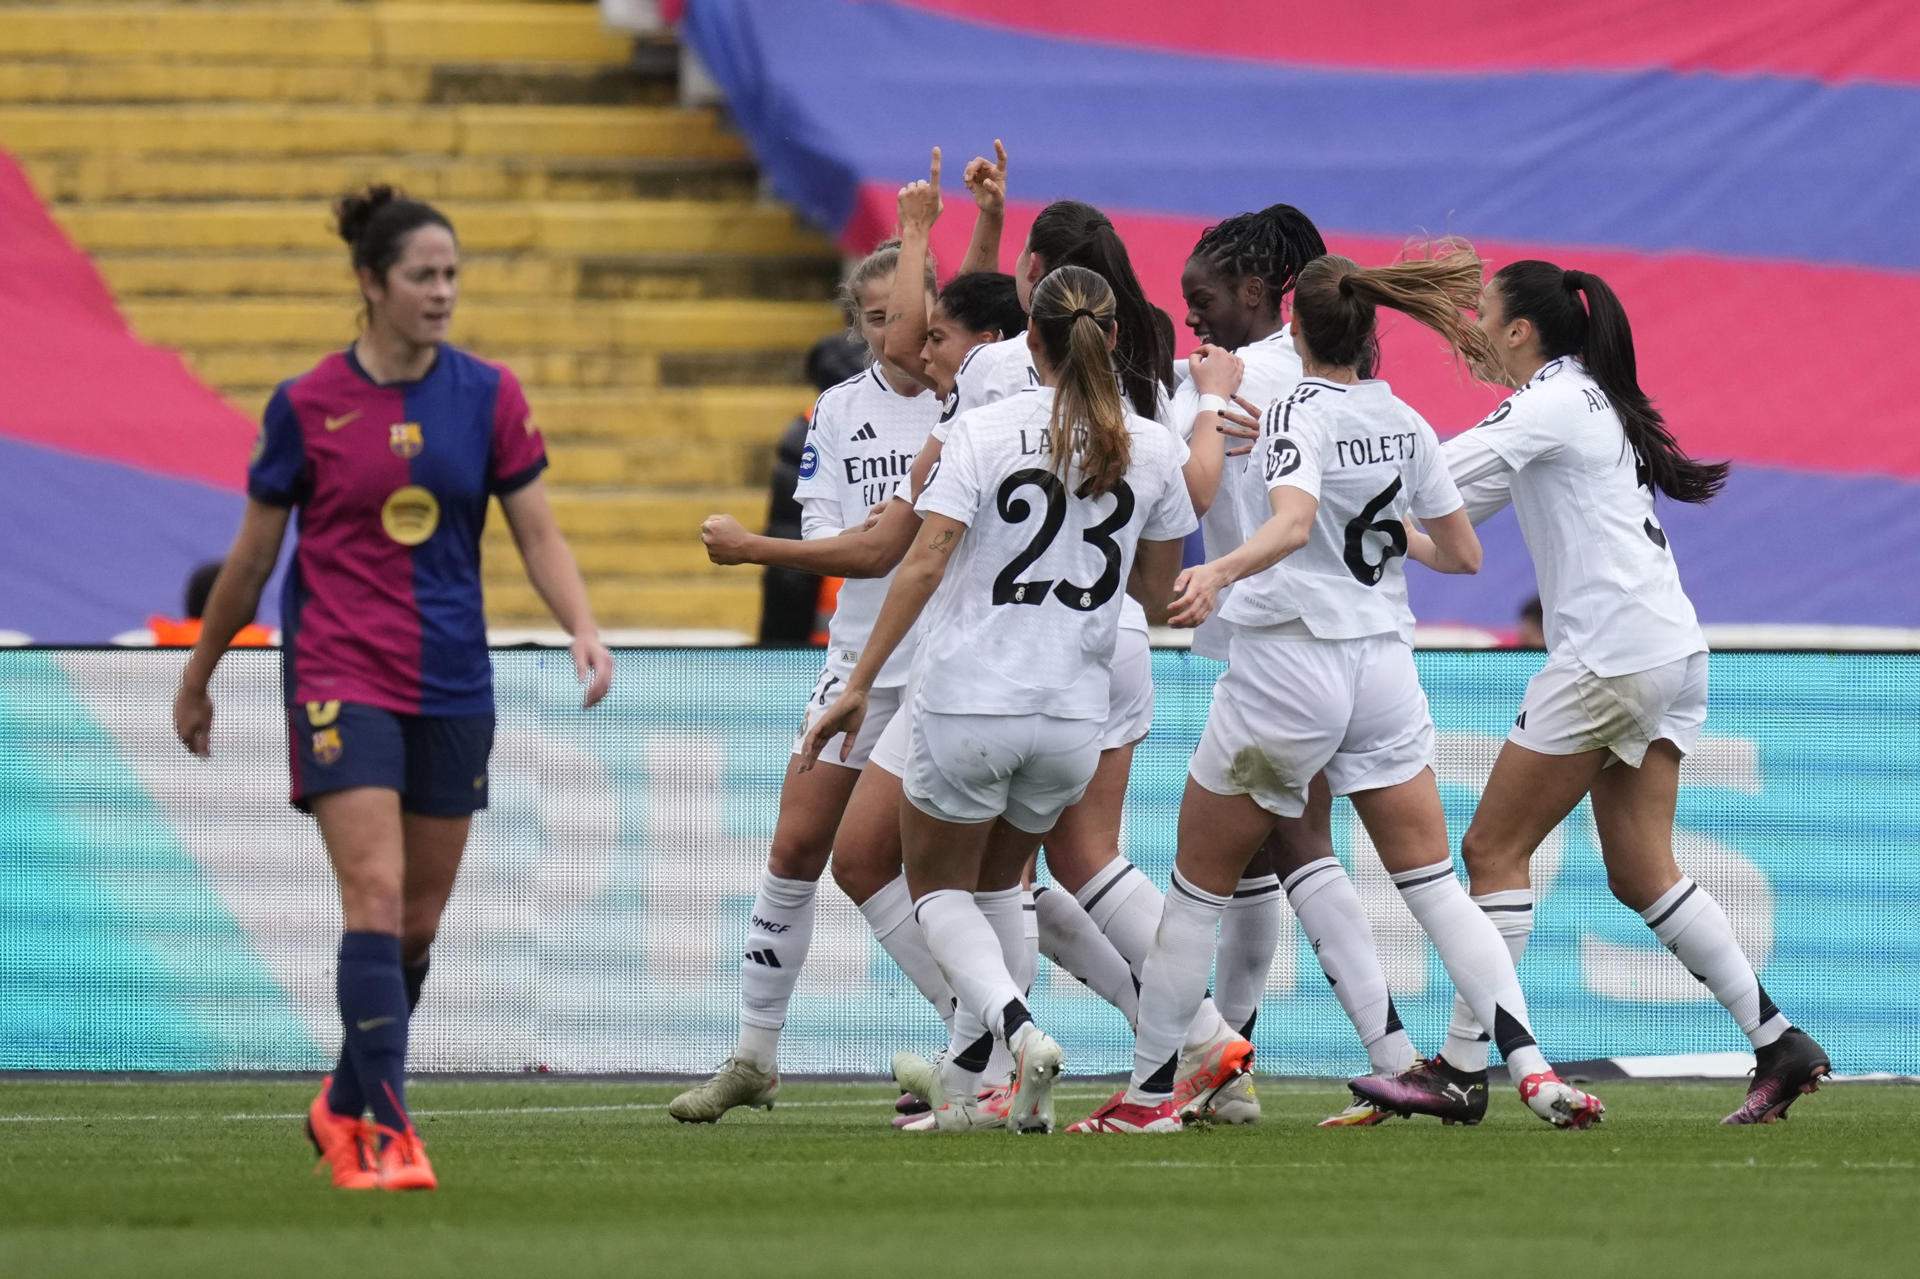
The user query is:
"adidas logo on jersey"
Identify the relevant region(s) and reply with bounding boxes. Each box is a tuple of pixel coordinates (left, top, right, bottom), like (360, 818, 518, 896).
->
(851, 422, 878, 442)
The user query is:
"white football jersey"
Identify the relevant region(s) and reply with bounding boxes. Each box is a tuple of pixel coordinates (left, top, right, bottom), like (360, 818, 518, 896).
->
(1169, 328, 1305, 660)
(1442, 356, 1705, 676)
(913, 388, 1197, 719)
(939, 333, 1183, 635)
(941, 334, 1039, 437)
(793, 363, 944, 686)
(1220, 377, 1461, 642)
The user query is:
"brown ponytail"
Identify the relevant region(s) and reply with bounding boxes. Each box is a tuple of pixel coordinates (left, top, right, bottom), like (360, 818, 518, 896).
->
(1292, 238, 1501, 380)
(1030, 265, 1130, 497)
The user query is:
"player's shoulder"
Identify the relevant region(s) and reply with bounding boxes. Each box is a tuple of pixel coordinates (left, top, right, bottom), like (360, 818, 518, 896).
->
(809, 364, 874, 424)
(1264, 376, 1348, 433)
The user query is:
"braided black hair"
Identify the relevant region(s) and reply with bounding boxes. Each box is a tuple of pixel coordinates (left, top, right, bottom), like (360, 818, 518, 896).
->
(1188, 202, 1327, 316)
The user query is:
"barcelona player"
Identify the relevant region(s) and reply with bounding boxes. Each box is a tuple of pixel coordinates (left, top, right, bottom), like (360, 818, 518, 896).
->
(171, 186, 614, 1190)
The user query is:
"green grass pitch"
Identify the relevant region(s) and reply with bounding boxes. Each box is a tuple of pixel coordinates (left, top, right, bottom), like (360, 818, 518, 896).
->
(2, 1078, 1915, 1278)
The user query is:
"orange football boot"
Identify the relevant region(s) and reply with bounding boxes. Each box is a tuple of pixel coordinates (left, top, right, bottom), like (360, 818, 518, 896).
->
(306, 1077, 378, 1190)
(374, 1125, 438, 1191)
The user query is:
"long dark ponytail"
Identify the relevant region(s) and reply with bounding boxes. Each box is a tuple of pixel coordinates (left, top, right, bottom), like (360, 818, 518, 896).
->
(1493, 260, 1729, 504)
(1027, 200, 1172, 421)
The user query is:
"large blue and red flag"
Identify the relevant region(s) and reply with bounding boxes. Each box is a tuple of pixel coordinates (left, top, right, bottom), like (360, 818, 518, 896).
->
(683, 0, 1920, 632)
(0, 155, 266, 642)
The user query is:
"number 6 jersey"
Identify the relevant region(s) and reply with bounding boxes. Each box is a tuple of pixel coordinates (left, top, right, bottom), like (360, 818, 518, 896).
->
(912, 388, 1197, 719)
(1220, 377, 1462, 642)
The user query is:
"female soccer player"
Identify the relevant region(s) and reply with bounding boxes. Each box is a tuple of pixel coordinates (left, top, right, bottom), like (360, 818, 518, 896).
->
(803, 265, 1197, 1132)
(1366, 261, 1831, 1126)
(171, 186, 613, 1189)
(1071, 244, 1605, 1134)
(1172, 206, 1422, 1124)
(666, 240, 946, 1124)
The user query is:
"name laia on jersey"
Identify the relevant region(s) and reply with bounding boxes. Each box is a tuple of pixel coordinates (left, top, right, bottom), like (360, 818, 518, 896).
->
(1018, 424, 1087, 457)
(845, 449, 915, 508)
(1335, 432, 1420, 467)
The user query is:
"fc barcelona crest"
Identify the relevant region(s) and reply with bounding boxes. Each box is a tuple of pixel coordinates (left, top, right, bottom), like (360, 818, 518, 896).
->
(312, 727, 343, 766)
(389, 422, 424, 458)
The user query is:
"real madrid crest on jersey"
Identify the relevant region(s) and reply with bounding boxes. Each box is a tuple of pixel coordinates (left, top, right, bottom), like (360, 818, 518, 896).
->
(389, 422, 424, 458)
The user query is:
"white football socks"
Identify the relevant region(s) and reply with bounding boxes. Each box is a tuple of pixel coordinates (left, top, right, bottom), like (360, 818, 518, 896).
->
(856, 874, 958, 1032)
(1034, 884, 1139, 1024)
(1127, 870, 1229, 1101)
(976, 887, 1028, 1082)
(1078, 857, 1233, 1048)
(1287, 857, 1417, 1073)
(1214, 873, 1282, 1035)
(915, 888, 1027, 1048)
(1440, 888, 1532, 1073)
(1391, 861, 1549, 1081)
(1640, 877, 1789, 1049)
(735, 871, 818, 1070)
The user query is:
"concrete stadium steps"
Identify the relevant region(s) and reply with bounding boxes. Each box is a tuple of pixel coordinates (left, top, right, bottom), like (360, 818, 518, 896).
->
(0, 4, 632, 64)
(2, 103, 748, 159)
(0, 59, 671, 107)
(20, 153, 761, 203)
(92, 250, 835, 303)
(19, 0, 841, 632)
(54, 199, 821, 254)
(121, 298, 837, 353)
(217, 384, 813, 442)
(482, 578, 764, 632)
(189, 347, 816, 392)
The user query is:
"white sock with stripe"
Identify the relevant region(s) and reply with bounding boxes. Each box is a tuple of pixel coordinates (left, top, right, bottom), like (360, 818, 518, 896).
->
(1439, 888, 1532, 1073)
(1127, 870, 1229, 1102)
(1640, 878, 1790, 1049)
(1214, 874, 1282, 1035)
(1034, 884, 1139, 1024)
(856, 874, 957, 1032)
(1288, 857, 1416, 1073)
(1391, 861, 1548, 1081)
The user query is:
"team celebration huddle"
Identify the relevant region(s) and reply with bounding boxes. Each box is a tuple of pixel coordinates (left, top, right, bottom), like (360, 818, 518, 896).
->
(684, 141, 1834, 1136)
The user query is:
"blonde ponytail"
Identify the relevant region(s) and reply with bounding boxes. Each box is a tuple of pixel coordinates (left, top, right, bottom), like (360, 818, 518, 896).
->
(1030, 265, 1131, 497)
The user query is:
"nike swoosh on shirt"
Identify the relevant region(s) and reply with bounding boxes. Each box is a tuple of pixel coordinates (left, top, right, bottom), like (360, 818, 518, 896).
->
(356, 1016, 397, 1032)
(324, 410, 362, 432)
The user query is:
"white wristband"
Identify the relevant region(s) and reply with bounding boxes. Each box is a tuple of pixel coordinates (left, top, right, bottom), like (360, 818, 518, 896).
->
(1196, 393, 1229, 416)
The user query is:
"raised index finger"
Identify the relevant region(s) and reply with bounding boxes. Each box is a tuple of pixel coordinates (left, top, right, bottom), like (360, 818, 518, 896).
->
(993, 137, 1007, 172)
(929, 145, 942, 187)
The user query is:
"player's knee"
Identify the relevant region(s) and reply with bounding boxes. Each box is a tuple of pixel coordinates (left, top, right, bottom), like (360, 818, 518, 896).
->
(1605, 867, 1671, 914)
(830, 851, 888, 906)
(337, 879, 403, 935)
(1459, 826, 1519, 885)
(766, 834, 831, 883)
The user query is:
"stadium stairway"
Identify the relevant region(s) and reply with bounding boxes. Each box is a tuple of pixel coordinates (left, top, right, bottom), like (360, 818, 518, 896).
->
(1, 0, 841, 634)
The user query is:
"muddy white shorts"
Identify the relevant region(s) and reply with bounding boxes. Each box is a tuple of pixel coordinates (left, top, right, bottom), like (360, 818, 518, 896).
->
(904, 708, 1103, 833)
(1101, 627, 1156, 751)
(1509, 649, 1708, 768)
(1189, 625, 1434, 818)
(792, 665, 905, 770)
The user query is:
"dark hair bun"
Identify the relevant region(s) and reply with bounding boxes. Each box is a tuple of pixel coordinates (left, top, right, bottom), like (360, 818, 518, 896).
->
(333, 184, 401, 250)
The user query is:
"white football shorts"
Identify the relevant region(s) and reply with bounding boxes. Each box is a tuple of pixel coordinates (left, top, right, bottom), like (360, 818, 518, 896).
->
(792, 665, 905, 770)
(1509, 649, 1707, 768)
(904, 708, 1103, 834)
(1100, 626, 1155, 751)
(1190, 624, 1434, 818)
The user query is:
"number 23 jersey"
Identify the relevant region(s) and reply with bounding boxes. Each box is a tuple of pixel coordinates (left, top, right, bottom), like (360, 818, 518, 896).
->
(1220, 377, 1461, 642)
(913, 388, 1197, 719)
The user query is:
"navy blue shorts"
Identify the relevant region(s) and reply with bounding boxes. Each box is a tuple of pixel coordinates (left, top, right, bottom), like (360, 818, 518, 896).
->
(288, 701, 495, 817)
